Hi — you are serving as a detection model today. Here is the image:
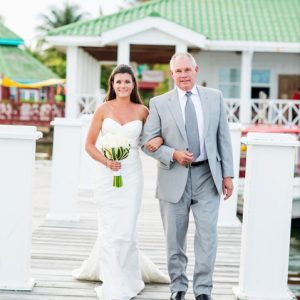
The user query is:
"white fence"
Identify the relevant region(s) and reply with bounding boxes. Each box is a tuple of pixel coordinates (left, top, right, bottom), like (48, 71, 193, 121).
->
(76, 96, 300, 126)
(224, 99, 300, 126)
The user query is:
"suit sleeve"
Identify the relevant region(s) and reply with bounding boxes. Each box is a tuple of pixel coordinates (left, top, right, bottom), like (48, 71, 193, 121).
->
(141, 99, 174, 168)
(217, 92, 234, 178)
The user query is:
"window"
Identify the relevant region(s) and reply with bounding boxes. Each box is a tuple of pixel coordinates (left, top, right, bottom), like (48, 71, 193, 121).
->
(9, 87, 17, 101)
(251, 70, 271, 98)
(219, 68, 240, 98)
(40, 88, 47, 101)
(20, 89, 39, 101)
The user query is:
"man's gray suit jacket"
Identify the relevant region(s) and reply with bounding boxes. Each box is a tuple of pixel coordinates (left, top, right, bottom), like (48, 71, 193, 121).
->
(141, 85, 234, 203)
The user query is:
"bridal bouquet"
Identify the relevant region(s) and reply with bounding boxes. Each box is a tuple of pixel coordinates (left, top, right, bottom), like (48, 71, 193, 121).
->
(101, 131, 130, 188)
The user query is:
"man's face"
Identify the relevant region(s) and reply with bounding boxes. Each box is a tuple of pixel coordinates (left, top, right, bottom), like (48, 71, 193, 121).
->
(171, 56, 199, 91)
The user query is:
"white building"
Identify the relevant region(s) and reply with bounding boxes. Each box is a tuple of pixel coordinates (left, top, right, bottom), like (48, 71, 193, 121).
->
(46, 0, 300, 125)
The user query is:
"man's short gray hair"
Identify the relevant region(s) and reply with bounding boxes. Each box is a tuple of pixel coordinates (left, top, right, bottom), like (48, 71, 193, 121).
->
(169, 52, 197, 70)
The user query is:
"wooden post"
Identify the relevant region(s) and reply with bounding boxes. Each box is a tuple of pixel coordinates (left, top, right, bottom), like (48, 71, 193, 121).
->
(233, 132, 299, 300)
(47, 118, 82, 221)
(78, 114, 97, 196)
(218, 123, 243, 227)
(0, 125, 42, 290)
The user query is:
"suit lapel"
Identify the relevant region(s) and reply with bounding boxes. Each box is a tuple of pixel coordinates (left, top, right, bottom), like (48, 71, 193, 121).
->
(167, 89, 188, 143)
(197, 85, 209, 138)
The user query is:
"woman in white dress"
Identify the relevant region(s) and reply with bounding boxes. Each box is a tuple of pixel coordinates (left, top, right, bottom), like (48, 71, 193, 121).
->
(72, 65, 169, 300)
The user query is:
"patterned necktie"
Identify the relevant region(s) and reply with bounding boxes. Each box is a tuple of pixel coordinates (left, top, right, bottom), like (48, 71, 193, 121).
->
(185, 91, 200, 160)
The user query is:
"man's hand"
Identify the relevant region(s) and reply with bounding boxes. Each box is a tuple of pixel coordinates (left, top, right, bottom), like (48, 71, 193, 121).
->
(173, 150, 193, 166)
(222, 177, 233, 200)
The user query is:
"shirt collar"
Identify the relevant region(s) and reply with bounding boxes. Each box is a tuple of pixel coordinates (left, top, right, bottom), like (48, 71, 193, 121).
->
(176, 85, 198, 100)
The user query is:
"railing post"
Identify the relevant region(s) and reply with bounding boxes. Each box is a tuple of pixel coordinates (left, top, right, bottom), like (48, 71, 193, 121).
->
(233, 133, 299, 300)
(218, 123, 243, 227)
(0, 125, 42, 290)
(47, 118, 82, 221)
(78, 114, 97, 196)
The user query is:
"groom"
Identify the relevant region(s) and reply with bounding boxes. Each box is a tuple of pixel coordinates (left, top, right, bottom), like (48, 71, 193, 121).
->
(142, 52, 234, 300)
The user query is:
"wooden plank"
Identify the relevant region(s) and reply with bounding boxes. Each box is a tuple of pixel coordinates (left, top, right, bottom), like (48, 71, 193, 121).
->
(0, 157, 242, 299)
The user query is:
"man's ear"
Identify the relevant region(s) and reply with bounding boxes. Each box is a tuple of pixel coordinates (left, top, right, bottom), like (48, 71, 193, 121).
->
(195, 65, 199, 73)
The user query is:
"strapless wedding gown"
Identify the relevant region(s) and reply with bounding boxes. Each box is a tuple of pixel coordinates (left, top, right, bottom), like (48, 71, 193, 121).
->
(72, 118, 169, 300)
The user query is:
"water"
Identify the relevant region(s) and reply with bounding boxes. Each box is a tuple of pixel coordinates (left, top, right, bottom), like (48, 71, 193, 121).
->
(290, 225, 300, 296)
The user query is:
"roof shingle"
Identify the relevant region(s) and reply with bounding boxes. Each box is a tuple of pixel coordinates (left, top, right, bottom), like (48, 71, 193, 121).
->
(48, 0, 300, 43)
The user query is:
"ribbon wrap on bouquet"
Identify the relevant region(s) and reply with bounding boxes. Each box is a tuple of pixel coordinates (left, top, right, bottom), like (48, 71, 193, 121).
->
(101, 131, 130, 187)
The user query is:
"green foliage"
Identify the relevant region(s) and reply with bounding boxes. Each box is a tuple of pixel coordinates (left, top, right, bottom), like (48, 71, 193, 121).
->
(27, 47, 66, 78)
(152, 64, 170, 96)
(101, 65, 116, 92)
(37, 2, 90, 34)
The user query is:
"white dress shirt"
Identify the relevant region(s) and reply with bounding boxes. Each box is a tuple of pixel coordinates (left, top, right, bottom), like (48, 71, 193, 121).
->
(176, 85, 207, 161)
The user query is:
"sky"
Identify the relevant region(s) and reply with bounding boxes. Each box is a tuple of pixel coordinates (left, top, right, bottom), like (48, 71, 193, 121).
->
(0, 0, 128, 47)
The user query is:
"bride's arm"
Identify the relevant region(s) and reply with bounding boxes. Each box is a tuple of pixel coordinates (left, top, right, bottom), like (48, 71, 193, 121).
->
(140, 105, 163, 152)
(144, 136, 164, 152)
(85, 105, 120, 171)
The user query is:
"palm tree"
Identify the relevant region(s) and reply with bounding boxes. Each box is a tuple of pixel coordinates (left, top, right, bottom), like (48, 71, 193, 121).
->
(37, 2, 89, 34)
(32, 2, 89, 78)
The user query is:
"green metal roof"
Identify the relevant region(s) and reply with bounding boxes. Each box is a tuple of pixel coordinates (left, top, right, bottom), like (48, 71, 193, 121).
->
(0, 46, 59, 83)
(48, 0, 300, 43)
(0, 22, 24, 46)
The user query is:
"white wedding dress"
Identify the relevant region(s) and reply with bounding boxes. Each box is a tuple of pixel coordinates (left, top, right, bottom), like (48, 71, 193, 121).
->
(72, 118, 169, 300)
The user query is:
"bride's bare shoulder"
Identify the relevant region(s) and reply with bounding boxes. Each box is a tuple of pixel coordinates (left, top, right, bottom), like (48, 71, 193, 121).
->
(94, 101, 114, 117)
(136, 104, 149, 122)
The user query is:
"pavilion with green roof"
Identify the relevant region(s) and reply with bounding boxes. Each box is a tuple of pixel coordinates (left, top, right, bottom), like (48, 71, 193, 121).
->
(0, 22, 66, 125)
(0, 22, 59, 82)
(46, 0, 300, 123)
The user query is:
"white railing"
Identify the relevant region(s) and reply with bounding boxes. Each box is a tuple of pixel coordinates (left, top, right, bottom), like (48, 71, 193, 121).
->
(252, 99, 300, 126)
(224, 98, 240, 122)
(78, 94, 98, 114)
(224, 98, 300, 126)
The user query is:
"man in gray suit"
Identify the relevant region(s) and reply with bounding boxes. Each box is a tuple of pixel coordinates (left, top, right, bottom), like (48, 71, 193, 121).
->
(142, 52, 234, 300)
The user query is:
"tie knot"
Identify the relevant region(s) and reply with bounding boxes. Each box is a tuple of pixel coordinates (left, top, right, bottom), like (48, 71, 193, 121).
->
(186, 91, 192, 98)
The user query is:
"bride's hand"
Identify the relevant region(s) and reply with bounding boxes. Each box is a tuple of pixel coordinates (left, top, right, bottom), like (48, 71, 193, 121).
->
(145, 137, 164, 152)
(106, 160, 121, 171)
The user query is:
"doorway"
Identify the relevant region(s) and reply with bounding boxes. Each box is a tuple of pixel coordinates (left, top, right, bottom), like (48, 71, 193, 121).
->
(278, 75, 300, 99)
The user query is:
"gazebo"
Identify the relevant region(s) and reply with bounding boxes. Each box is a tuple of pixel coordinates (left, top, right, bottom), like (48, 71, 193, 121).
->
(46, 0, 300, 124)
(0, 22, 64, 125)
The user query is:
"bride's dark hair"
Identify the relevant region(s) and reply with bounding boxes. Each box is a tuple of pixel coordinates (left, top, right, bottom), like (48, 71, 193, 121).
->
(104, 64, 143, 104)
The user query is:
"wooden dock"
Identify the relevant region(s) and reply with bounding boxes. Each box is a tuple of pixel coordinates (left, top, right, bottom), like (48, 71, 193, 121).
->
(0, 154, 241, 300)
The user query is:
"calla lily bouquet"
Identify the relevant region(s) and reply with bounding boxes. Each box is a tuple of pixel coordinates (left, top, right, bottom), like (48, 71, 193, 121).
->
(101, 131, 130, 187)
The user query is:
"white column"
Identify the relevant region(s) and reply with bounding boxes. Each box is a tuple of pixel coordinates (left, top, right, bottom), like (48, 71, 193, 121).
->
(239, 51, 253, 125)
(78, 114, 97, 196)
(0, 125, 42, 290)
(218, 123, 244, 227)
(66, 46, 80, 118)
(175, 43, 187, 53)
(117, 40, 130, 65)
(233, 133, 299, 300)
(91, 56, 100, 111)
(47, 118, 83, 221)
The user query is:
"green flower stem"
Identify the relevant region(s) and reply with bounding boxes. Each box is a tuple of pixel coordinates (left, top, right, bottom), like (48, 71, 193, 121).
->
(113, 175, 123, 188)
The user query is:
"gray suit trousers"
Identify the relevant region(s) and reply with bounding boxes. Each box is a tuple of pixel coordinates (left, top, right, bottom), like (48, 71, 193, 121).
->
(159, 162, 220, 296)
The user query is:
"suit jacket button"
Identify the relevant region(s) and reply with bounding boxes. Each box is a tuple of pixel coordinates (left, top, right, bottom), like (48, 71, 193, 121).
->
(185, 165, 188, 168)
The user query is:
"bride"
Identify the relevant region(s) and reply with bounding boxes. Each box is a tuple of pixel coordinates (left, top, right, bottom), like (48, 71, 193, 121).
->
(72, 64, 169, 300)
